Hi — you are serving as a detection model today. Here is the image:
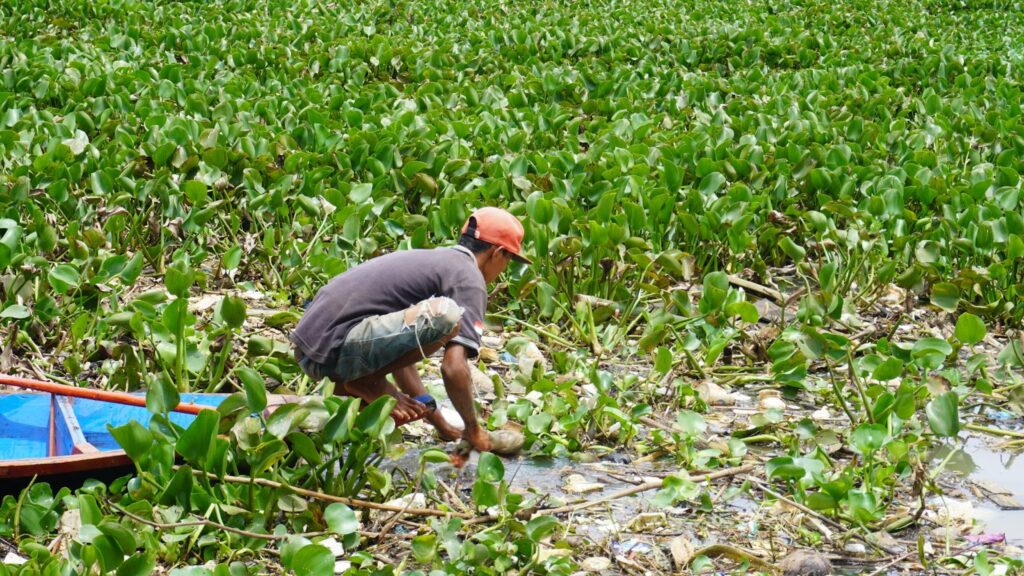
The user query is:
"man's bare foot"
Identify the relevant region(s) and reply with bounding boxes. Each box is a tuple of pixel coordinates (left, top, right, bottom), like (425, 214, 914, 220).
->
(389, 390, 429, 422)
(338, 380, 428, 422)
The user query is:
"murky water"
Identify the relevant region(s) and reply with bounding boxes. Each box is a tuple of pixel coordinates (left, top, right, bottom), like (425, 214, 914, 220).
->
(933, 436, 1024, 545)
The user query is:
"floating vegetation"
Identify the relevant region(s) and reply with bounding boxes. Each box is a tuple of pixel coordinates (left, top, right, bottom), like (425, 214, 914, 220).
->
(2, 0, 1024, 573)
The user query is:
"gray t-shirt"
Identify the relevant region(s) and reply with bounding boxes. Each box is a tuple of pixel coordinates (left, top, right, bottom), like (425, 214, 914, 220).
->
(291, 246, 487, 364)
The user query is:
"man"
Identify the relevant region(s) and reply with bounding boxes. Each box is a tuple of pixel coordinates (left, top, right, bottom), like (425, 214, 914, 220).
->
(291, 207, 530, 454)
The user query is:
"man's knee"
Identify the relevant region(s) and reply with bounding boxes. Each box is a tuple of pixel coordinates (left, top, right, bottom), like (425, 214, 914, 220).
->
(432, 297, 462, 331)
(419, 297, 461, 331)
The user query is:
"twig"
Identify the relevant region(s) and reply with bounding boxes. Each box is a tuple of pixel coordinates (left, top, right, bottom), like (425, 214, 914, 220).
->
(374, 492, 418, 544)
(27, 360, 73, 386)
(864, 542, 984, 576)
(964, 423, 1024, 439)
(638, 415, 674, 434)
(693, 543, 777, 573)
(745, 477, 901, 556)
(113, 504, 325, 541)
(178, 468, 473, 519)
(114, 503, 410, 542)
(0, 535, 18, 555)
(486, 313, 577, 348)
(727, 275, 785, 305)
(603, 472, 643, 485)
(864, 549, 917, 576)
(540, 464, 755, 515)
(437, 478, 473, 515)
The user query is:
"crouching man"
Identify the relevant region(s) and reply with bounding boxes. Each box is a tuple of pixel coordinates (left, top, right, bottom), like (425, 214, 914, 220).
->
(291, 207, 530, 454)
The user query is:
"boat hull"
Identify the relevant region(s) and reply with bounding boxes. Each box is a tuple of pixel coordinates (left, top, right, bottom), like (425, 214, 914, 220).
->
(0, 392, 226, 479)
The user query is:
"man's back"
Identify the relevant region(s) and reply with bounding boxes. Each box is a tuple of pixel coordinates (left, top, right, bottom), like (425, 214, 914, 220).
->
(292, 246, 487, 365)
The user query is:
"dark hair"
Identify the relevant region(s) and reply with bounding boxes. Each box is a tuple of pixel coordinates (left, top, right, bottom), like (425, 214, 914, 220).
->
(458, 234, 494, 254)
(457, 215, 496, 254)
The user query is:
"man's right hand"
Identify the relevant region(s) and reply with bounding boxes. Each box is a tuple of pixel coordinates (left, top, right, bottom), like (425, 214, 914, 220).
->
(463, 426, 492, 452)
(450, 428, 493, 468)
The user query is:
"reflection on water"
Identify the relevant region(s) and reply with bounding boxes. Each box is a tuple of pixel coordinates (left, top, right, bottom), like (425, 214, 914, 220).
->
(932, 436, 1024, 544)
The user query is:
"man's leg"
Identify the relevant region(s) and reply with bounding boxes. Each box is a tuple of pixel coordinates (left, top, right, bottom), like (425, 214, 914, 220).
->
(333, 373, 425, 422)
(337, 298, 462, 422)
(392, 364, 463, 440)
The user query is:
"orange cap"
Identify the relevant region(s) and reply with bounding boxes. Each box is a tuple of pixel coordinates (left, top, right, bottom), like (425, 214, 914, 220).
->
(461, 207, 532, 264)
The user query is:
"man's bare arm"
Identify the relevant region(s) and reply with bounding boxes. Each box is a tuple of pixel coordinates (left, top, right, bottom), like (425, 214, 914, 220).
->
(441, 344, 491, 452)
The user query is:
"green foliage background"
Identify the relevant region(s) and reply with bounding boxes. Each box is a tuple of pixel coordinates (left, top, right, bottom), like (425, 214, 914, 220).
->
(2, 0, 1024, 573)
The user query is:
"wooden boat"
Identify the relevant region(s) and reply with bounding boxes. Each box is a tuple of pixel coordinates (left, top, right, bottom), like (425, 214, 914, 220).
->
(0, 392, 226, 479)
(0, 374, 435, 483)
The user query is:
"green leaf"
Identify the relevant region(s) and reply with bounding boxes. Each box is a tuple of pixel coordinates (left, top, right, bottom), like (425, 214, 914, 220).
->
(477, 452, 505, 483)
(778, 237, 806, 261)
(930, 282, 960, 313)
(420, 448, 451, 464)
(323, 398, 360, 443)
(98, 519, 137, 552)
(287, 432, 323, 466)
(116, 553, 155, 576)
(765, 457, 805, 482)
(159, 465, 193, 510)
(164, 261, 194, 297)
(471, 478, 500, 508)
(94, 535, 124, 573)
(675, 410, 706, 438)
(411, 533, 437, 563)
(222, 245, 243, 270)
(525, 515, 559, 542)
(0, 304, 31, 319)
(654, 346, 672, 375)
(525, 191, 554, 224)
(872, 357, 904, 381)
(248, 439, 288, 476)
(90, 171, 114, 195)
(146, 373, 180, 415)
(354, 395, 395, 435)
(119, 252, 144, 284)
(850, 423, 887, 456)
(218, 295, 247, 329)
(266, 404, 309, 439)
(290, 544, 334, 576)
(175, 410, 220, 466)
(912, 337, 953, 358)
(78, 494, 102, 525)
(183, 180, 208, 204)
(699, 271, 730, 312)
(954, 313, 986, 345)
(926, 391, 960, 438)
(527, 412, 553, 435)
(324, 503, 359, 535)
(698, 171, 726, 196)
(349, 183, 373, 204)
(108, 420, 153, 462)
(662, 159, 682, 193)
(202, 147, 229, 169)
(48, 264, 80, 293)
(725, 301, 759, 323)
(236, 367, 268, 413)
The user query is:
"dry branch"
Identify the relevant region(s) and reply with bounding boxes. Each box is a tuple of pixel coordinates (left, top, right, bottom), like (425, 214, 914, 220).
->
(727, 275, 785, 305)
(540, 464, 755, 515)
(181, 468, 473, 519)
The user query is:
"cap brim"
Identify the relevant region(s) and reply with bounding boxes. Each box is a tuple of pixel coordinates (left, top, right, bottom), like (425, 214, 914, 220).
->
(510, 252, 532, 265)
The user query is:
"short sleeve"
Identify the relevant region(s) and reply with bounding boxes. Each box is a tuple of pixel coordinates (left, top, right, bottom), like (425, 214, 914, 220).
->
(444, 267, 487, 359)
